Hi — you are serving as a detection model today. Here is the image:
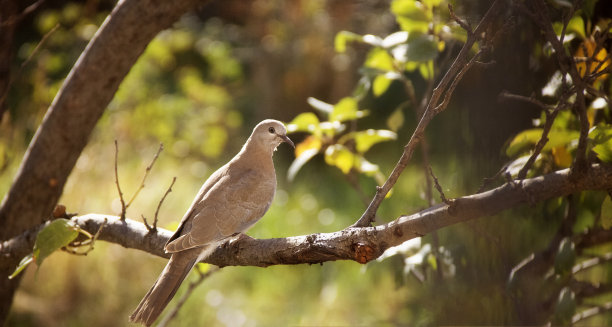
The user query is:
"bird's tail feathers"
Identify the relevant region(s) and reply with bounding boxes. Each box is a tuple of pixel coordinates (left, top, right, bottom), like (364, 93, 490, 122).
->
(129, 249, 200, 326)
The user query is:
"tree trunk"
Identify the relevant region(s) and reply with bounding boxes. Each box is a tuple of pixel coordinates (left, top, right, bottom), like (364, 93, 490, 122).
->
(0, 0, 205, 323)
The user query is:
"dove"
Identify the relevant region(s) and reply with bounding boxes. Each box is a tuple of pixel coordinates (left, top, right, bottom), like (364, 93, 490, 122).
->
(130, 119, 294, 326)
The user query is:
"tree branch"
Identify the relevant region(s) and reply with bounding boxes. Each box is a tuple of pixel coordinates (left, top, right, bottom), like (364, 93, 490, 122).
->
(4, 164, 612, 270)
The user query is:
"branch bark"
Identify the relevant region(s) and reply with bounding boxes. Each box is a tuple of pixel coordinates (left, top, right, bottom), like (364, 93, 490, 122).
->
(4, 164, 612, 270)
(0, 0, 206, 322)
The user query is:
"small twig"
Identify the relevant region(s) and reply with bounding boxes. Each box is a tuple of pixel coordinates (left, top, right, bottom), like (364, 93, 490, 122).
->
(498, 91, 551, 112)
(152, 176, 177, 231)
(125, 143, 164, 209)
(428, 166, 452, 205)
(0, 23, 59, 108)
(448, 4, 472, 35)
(0, 0, 46, 27)
(157, 265, 220, 327)
(64, 217, 108, 255)
(516, 98, 569, 180)
(114, 140, 127, 220)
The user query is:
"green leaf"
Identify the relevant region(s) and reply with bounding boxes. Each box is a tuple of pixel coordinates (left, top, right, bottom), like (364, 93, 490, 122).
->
(418, 60, 434, 80)
(405, 33, 439, 62)
(307, 97, 334, 114)
(324, 144, 356, 174)
(392, 0, 431, 33)
(364, 48, 395, 72)
(566, 15, 585, 39)
(9, 253, 33, 280)
(353, 129, 398, 153)
(554, 237, 576, 275)
(335, 31, 362, 53)
(33, 218, 80, 266)
(330, 97, 369, 122)
(287, 112, 320, 133)
(505, 128, 580, 157)
(601, 195, 612, 230)
(593, 141, 612, 163)
(373, 75, 393, 97)
(387, 108, 405, 132)
(553, 287, 576, 326)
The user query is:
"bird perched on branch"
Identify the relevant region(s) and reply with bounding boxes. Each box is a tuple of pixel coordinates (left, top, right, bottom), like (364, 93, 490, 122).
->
(130, 119, 294, 326)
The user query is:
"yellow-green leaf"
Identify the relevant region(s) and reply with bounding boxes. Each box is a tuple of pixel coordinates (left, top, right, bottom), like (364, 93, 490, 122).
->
(353, 129, 397, 153)
(601, 195, 612, 230)
(373, 75, 393, 97)
(324, 144, 355, 174)
(364, 48, 395, 72)
(33, 218, 79, 266)
(9, 253, 33, 280)
(335, 31, 362, 53)
(287, 112, 320, 133)
(387, 108, 405, 132)
(295, 135, 322, 157)
(330, 97, 369, 122)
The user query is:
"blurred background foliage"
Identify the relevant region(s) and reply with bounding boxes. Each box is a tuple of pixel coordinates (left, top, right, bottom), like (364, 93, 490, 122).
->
(2, 0, 612, 326)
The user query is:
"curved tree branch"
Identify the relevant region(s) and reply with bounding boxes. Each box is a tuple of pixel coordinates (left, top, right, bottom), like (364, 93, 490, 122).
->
(4, 164, 612, 269)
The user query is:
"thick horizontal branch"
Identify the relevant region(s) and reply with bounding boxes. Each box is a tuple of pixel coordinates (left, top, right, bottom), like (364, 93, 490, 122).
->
(3, 165, 612, 269)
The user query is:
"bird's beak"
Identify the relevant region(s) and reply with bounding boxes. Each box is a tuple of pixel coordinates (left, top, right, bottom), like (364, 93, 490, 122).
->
(280, 134, 295, 148)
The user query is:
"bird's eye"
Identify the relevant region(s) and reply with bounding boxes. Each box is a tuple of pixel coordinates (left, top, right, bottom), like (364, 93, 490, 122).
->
(268, 127, 275, 134)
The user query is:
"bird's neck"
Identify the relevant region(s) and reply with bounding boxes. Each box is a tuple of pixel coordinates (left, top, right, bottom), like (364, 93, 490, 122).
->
(236, 138, 275, 167)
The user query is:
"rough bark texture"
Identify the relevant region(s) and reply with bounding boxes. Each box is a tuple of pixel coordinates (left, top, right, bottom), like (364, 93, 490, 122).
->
(4, 165, 611, 271)
(0, 0, 204, 322)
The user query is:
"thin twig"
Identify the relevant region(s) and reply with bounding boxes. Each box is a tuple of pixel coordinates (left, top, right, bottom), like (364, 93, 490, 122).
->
(0, 0, 46, 27)
(152, 176, 177, 231)
(114, 140, 127, 220)
(428, 166, 452, 205)
(125, 143, 164, 209)
(157, 265, 220, 327)
(498, 91, 551, 112)
(448, 4, 472, 35)
(0, 23, 59, 107)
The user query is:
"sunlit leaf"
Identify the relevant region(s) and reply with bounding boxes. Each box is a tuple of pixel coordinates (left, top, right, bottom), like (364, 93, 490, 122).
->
(505, 128, 580, 157)
(356, 156, 380, 176)
(575, 38, 611, 83)
(601, 195, 612, 230)
(33, 219, 80, 266)
(382, 31, 409, 48)
(307, 97, 334, 114)
(324, 144, 355, 174)
(287, 112, 320, 133)
(392, 0, 431, 33)
(387, 108, 405, 132)
(9, 253, 33, 280)
(364, 48, 395, 72)
(542, 70, 563, 97)
(335, 30, 362, 53)
(362, 34, 383, 47)
(330, 97, 369, 122)
(353, 129, 397, 153)
(566, 16, 585, 39)
(593, 140, 612, 163)
(288, 148, 320, 181)
(419, 60, 434, 80)
(551, 146, 572, 168)
(295, 135, 322, 157)
(373, 75, 393, 97)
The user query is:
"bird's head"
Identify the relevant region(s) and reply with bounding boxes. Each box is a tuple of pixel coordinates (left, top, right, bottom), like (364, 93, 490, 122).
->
(251, 119, 295, 152)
